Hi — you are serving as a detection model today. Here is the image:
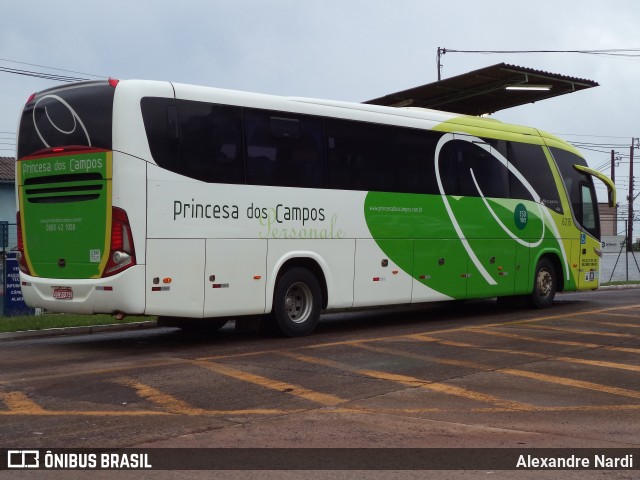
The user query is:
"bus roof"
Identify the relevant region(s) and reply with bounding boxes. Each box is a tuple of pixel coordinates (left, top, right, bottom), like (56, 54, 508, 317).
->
(109, 79, 581, 156)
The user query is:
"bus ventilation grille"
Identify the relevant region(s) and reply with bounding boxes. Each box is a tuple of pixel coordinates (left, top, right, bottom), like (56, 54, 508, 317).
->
(24, 173, 105, 204)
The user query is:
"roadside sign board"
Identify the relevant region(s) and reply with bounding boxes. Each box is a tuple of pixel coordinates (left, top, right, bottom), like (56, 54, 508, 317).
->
(3, 252, 35, 317)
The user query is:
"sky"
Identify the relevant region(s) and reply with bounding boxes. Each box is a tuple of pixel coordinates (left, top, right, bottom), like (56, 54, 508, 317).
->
(1, 0, 639, 234)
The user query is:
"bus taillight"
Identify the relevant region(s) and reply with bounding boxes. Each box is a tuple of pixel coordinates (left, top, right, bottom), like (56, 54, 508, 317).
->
(16, 211, 31, 275)
(103, 207, 136, 277)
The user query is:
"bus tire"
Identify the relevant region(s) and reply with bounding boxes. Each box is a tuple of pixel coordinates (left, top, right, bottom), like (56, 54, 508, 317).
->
(529, 258, 556, 309)
(271, 267, 322, 337)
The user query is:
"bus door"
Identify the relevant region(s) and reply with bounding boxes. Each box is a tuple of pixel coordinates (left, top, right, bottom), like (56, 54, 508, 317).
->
(577, 183, 601, 289)
(573, 164, 616, 290)
(547, 150, 615, 291)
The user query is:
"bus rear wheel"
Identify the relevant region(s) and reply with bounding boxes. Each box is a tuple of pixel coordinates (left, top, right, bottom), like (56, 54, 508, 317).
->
(529, 258, 556, 309)
(270, 267, 322, 337)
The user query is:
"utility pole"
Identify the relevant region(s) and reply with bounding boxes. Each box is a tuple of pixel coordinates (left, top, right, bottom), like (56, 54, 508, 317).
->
(628, 139, 636, 252)
(611, 149, 615, 184)
(611, 149, 616, 210)
(437, 47, 445, 81)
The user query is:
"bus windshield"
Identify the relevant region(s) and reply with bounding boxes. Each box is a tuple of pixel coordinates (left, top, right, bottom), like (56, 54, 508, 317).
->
(18, 81, 114, 159)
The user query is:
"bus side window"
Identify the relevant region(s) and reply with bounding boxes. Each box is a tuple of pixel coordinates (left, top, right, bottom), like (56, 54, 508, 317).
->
(550, 147, 599, 238)
(270, 114, 325, 188)
(454, 139, 509, 198)
(288, 123, 325, 188)
(179, 102, 244, 184)
(141, 97, 180, 172)
(326, 119, 394, 192)
(245, 110, 278, 186)
(509, 143, 563, 214)
(396, 128, 441, 194)
(244, 109, 325, 188)
(206, 105, 244, 184)
(581, 183, 598, 236)
(143, 98, 245, 184)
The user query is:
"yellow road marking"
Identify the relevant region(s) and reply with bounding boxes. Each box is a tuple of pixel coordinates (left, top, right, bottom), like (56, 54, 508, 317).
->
(475, 304, 640, 329)
(0, 387, 300, 416)
(578, 317, 640, 329)
(355, 343, 490, 370)
(3, 304, 639, 417)
(361, 369, 535, 410)
(468, 329, 640, 354)
(1, 358, 190, 385)
(0, 407, 293, 416)
(517, 323, 635, 338)
(410, 334, 640, 372)
(0, 408, 170, 416)
(2, 401, 640, 416)
(279, 350, 359, 373)
(194, 304, 640, 362)
(192, 360, 346, 407)
(0, 391, 47, 414)
(500, 369, 640, 400)
(114, 378, 209, 415)
(404, 334, 478, 349)
(280, 351, 535, 411)
(554, 357, 640, 372)
(593, 311, 640, 320)
(352, 343, 640, 400)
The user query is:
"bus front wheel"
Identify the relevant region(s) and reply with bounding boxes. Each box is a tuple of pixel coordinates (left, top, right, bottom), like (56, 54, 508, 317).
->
(529, 258, 556, 309)
(271, 267, 322, 337)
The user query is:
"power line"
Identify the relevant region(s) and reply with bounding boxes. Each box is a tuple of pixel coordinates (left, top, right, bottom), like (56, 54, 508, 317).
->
(0, 58, 104, 79)
(0, 65, 90, 82)
(554, 132, 636, 139)
(0, 58, 106, 83)
(437, 47, 640, 80)
(442, 48, 640, 57)
(570, 142, 631, 148)
(575, 146, 617, 155)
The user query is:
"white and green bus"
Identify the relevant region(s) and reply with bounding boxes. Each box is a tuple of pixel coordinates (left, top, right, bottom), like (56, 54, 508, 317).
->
(15, 79, 615, 336)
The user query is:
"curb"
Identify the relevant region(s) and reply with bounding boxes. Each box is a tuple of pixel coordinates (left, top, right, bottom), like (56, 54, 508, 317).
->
(0, 320, 158, 341)
(598, 283, 640, 290)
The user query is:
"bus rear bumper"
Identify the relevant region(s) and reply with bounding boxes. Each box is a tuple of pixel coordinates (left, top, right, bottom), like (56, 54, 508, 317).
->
(19, 266, 146, 315)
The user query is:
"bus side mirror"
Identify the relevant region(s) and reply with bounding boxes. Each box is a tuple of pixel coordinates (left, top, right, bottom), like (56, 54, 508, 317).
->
(573, 164, 616, 208)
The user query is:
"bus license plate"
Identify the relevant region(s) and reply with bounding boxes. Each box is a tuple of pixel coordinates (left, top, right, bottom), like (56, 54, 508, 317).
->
(53, 287, 73, 300)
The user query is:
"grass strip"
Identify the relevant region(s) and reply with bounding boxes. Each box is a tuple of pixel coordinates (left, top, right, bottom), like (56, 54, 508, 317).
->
(0, 314, 155, 333)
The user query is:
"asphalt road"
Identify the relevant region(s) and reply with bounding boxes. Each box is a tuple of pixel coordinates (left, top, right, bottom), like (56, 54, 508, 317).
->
(1, 288, 639, 479)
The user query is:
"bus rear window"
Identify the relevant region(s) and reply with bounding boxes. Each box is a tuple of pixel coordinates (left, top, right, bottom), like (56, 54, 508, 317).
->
(18, 81, 114, 158)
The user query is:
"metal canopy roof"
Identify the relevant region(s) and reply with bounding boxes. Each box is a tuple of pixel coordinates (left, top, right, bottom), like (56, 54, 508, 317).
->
(364, 63, 599, 115)
(0, 157, 15, 181)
